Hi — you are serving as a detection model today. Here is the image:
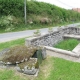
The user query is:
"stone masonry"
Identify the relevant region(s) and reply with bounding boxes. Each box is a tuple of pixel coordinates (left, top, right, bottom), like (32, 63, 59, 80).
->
(26, 27, 80, 47)
(25, 27, 80, 62)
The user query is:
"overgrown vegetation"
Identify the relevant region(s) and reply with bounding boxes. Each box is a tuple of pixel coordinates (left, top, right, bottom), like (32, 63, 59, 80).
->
(0, 0, 80, 32)
(33, 29, 41, 37)
(54, 39, 79, 51)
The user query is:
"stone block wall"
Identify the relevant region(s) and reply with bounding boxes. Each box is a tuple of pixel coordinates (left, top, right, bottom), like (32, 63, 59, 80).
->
(25, 27, 80, 47)
(68, 27, 80, 35)
(25, 27, 70, 47)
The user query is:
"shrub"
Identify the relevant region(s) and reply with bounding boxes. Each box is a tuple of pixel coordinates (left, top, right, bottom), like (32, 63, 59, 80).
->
(48, 27, 53, 33)
(0, 0, 80, 29)
(0, 0, 24, 17)
(33, 29, 41, 37)
(0, 15, 21, 31)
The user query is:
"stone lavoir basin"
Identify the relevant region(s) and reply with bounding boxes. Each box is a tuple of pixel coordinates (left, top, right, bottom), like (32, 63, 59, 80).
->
(26, 27, 80, 62)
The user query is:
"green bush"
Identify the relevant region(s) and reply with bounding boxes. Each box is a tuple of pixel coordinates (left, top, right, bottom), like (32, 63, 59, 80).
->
(0, 0, 24, 17)
(0, 15, 21, 31)
(0, 0, 80, 29)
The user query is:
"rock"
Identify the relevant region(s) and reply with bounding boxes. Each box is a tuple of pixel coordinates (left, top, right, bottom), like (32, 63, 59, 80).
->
(42, 47, 47, 59)
(17, 58, 39, 75)
(6, 62, 12, 65)
(16, 61, 20, 64)
(16, 66, 23, 72)
(24, 69, 38, 75)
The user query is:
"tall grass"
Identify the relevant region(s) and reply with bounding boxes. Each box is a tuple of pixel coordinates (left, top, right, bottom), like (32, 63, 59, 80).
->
(54, 39, 79, 51)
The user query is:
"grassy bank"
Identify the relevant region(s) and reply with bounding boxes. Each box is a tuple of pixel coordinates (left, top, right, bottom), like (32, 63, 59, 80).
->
(0, 21, 73, 33)
(0, 0, 80, 33)
(54, 39, 79, 51)
(0, 38, 25, 51)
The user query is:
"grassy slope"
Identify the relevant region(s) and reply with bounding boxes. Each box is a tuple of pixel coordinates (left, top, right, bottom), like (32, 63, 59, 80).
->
(0, 0, 80, 33)
(54, 39, 79, 51)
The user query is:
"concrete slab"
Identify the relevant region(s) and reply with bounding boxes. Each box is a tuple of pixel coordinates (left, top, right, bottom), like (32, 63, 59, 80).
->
(63, 34, 80, 39)
(72, 43, 80, 54)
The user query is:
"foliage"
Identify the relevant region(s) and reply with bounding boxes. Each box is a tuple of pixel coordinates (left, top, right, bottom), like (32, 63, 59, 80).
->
(33, 29, 41, 36)
(0, 0, 24, 17)
(0, 0, 80, 24)
(54, 39, 79, 51)
(0, 15, 21, 30)
(27, 1, 80, 24)
(0, 0, 80, 32)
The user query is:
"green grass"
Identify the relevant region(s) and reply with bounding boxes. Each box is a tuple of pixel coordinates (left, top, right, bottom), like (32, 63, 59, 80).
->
(0, 38, 25, 51)
(35, 57, 80, 80)
(0, 38, 80, 80)
(0, 69, 26, 80)
(1, 57, 80, 80)
(0, 56, 80, 80)
(46, 57, 80, 80)
(54, 39, 79, 51)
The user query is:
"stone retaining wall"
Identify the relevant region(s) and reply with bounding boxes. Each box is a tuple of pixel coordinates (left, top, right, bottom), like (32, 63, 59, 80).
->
(26, 27, 69, 47)
(69, 27, 80, 35)
(25, 27, 80, 62)
(25, 27, 80, 47)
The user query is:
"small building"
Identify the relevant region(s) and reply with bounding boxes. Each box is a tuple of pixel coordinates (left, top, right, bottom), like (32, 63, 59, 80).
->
(72, 8, 80, 13)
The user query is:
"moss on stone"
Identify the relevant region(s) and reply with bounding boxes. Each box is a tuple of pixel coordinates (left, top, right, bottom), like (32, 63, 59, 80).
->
(18, 58, 39, 69)
(1, 45, 37, 64)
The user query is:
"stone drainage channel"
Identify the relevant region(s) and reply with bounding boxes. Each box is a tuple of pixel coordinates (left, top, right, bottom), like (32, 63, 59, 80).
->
(25, 27, 80, 62)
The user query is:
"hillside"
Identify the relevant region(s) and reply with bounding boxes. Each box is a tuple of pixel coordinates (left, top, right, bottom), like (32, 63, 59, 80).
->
(0, 0, 80, 32)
